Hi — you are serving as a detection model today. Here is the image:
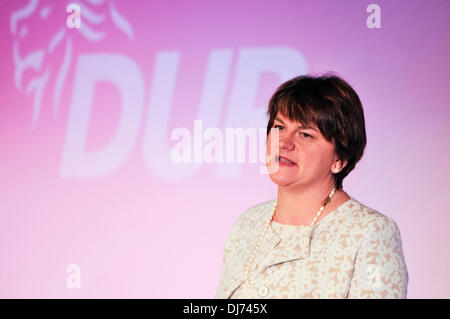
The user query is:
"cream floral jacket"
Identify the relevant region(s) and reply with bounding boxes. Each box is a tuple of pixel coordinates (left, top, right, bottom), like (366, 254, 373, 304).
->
(215, 197, 408, 299)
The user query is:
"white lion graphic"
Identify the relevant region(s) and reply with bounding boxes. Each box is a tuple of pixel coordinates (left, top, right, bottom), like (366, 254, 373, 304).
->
(10, 0, 135, 128)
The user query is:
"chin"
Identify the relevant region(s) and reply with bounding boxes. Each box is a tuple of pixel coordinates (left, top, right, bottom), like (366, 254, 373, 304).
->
(268, 173, 297, 187)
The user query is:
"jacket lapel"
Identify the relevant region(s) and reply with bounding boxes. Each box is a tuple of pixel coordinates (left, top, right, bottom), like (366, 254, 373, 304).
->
(256, 222, 313, 273)
(222, 201, 314, 298)
(222, 205, 276, 298)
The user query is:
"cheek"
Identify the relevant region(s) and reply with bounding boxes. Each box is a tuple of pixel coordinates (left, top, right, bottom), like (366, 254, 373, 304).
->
(306, 148, 335, 171)
(265, 134, 278, 155)
(266, 137, 271, 154)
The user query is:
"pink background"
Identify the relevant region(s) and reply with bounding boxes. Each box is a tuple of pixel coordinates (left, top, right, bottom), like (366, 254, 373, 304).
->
(0, 0, 449, 298)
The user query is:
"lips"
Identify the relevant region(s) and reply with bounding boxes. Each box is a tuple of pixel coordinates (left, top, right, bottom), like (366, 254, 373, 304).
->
(277, 155, 297, 165)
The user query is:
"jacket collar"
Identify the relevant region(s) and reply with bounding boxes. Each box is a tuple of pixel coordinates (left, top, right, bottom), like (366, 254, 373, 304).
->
(255, 210, 313, 273)
(223, 200, 314, 298)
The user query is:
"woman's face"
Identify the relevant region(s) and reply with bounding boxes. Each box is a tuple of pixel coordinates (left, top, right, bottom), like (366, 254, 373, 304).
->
(266, 112, 341, 188)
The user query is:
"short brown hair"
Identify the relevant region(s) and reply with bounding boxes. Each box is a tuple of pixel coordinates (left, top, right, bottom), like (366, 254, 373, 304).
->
(266, 73, 367, 190)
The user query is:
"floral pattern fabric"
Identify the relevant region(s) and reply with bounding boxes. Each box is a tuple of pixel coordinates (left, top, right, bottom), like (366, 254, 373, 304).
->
(215, 197, 408, 299)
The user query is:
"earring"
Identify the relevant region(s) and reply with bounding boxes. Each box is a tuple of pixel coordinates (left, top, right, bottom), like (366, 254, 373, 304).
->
(334, 168, 339, 173)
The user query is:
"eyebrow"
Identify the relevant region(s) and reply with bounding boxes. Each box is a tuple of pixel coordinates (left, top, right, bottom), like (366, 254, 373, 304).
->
(274, 117, 318, 132)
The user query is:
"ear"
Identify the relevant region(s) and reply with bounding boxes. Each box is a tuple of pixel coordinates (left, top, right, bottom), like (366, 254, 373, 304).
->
(332, 157, 348, 174)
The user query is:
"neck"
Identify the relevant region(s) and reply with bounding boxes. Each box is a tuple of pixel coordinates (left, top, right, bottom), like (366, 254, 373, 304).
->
(275, 180, 348, 225)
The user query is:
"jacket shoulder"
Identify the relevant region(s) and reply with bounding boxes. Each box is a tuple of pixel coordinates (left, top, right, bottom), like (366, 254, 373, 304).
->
(226, 199, 276, 241)
(346, 197, 402, 239)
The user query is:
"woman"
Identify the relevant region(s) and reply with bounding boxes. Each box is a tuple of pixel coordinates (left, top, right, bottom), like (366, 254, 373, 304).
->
(215, 74, 408, 299)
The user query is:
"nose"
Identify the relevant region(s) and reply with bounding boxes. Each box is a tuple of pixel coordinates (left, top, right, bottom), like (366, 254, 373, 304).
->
(279, 134, 295, 151)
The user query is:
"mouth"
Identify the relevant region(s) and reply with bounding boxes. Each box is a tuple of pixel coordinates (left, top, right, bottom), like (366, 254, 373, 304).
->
(276, 155, 297, 166)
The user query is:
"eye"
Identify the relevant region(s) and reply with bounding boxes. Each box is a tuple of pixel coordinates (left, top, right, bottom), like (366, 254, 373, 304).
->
(273, 124, 284, 130)
(301, 132, 312, 139)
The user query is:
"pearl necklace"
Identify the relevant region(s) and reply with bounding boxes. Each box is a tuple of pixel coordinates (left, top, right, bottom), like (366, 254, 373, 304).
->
(243, 186, 337, 284)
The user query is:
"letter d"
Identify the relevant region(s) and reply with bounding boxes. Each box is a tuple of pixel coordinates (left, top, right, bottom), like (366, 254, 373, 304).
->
(60, 54, 144, 178)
